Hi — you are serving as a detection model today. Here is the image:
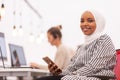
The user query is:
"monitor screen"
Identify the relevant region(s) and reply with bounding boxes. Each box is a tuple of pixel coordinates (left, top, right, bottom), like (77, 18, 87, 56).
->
(9, 44, 26, 67)
(0, 32, 7, 60)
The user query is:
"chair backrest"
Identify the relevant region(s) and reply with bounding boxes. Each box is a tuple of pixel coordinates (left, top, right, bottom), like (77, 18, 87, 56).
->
(114, 49, 120, 80)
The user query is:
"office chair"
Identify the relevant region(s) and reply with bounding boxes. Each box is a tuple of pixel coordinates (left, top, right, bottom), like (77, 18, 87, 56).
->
(114, 49, 120, 80)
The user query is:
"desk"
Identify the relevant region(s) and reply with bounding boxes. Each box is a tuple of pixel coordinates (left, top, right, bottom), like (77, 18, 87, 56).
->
(0, 68, 49, 80)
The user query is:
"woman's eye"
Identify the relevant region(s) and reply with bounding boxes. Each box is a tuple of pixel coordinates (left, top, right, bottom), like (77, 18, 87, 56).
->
(87, 19, 94, 23)
(80, 20, 84, 23)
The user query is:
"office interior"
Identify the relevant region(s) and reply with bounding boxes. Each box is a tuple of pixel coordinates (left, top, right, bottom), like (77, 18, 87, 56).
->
(0, 0, 120, 80)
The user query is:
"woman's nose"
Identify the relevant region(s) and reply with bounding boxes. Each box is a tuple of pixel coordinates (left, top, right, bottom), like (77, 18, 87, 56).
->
(83, 21, 89, 26)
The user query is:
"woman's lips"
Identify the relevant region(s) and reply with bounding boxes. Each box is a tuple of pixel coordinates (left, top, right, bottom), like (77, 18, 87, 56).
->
(82, 26, 91, 32)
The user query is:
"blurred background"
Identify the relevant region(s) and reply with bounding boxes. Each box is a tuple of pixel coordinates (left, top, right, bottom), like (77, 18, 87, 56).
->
(0, 0, 120, 66)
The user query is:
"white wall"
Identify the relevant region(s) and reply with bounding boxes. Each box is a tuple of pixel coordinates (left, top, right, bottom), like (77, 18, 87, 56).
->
(0, 0, 120, 66)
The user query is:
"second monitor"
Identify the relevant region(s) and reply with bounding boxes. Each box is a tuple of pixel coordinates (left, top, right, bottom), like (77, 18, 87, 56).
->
(9, 44, 27, 67)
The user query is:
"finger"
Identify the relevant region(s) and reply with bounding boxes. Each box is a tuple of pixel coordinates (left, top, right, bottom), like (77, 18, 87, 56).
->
(48, 63, 52, 68)
(49, 64, 57, 73)
(55, 68, 60, 73)
(55, 68, 62, 74)
(50, 64, 57, 70)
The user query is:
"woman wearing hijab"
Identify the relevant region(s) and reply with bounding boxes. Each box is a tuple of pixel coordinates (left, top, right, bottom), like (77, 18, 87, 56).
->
(36, 10, 116, 80)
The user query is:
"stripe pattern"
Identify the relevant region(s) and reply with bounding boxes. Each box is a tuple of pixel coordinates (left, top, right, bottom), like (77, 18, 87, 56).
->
(61, 34, 116, 80)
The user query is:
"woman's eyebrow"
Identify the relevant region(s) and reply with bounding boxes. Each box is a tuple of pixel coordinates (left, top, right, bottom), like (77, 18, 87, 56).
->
(87, 18, 93, 20)
(88, 18, 94, 20)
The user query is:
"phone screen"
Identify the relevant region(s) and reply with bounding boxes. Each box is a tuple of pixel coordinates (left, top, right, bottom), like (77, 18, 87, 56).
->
(42, 56, 54, 64)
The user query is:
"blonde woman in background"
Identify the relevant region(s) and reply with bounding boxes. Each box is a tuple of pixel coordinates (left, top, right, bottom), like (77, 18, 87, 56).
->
(30, 25, 75, 70)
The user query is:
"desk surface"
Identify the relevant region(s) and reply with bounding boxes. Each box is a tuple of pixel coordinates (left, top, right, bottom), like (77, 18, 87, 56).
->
(0, 68, 50, 80)
(0, 68, 49, 73)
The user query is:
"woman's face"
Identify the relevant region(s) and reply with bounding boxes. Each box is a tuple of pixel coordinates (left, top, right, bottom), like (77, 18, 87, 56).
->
(80, 11, 96, 35)
(47, 32, 56, 46)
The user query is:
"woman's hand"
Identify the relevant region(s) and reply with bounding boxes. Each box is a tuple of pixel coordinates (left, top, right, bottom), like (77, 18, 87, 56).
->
(30, 62, 40, 69)
(48, 63, 62, 75)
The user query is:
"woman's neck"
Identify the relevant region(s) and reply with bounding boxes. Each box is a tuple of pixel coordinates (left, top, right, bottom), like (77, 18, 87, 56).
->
(55, 40, 62, 48)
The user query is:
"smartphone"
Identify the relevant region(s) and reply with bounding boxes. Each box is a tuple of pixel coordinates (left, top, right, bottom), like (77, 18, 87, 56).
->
(42, 56, 62, 75)
(42, 56, 54, 64)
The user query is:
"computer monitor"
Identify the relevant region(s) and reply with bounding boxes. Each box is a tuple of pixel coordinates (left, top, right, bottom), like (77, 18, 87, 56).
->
(9, 44, 26, 67)
(0, 32, 7, 60)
